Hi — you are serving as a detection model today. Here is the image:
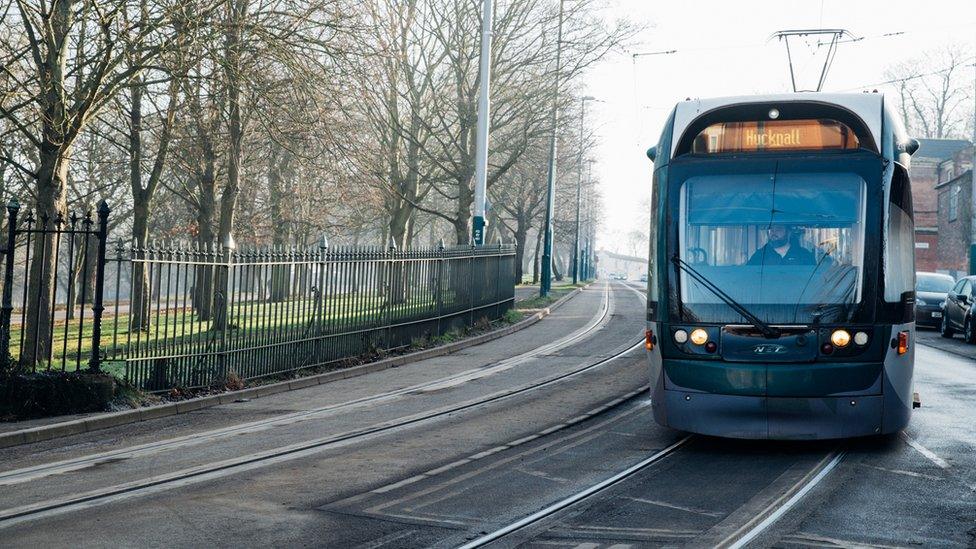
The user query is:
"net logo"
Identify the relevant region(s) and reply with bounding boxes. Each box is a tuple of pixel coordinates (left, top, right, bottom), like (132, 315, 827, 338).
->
(752, 344, 788, 355)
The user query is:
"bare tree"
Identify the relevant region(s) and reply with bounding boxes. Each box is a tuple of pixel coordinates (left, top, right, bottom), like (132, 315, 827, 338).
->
(885, 45, 974, 139)
(0, 0, 209, 365)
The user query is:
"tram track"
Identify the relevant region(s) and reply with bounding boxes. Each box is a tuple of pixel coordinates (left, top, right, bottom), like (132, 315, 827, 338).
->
(457, 440, 845, 549)
(0, 282, 651, 529)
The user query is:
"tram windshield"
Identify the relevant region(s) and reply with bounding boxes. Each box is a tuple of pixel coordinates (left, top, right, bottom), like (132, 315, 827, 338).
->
(677, 171, 866, 324)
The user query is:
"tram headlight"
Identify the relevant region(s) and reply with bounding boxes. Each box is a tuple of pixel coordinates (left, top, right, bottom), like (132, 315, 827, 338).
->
(689, 328, 709, 346)
(854, 331, 869, 346)
(830, 329, 851, 348)
(673, 329, 688, 344)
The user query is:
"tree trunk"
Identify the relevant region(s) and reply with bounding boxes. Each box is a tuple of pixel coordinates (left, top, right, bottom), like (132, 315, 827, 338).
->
(532, 229, 542, 284)
(23, 154, 68, 368)
(22, 1, 72, 368)
(513, 223, 528, 283)
(129, 81, 150, 331)
(193, 162, 217, 321)
(268, 144, 291, 302)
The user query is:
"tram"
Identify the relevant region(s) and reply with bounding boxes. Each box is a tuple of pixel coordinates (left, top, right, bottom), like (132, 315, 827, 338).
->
(644, 93, 918, 439)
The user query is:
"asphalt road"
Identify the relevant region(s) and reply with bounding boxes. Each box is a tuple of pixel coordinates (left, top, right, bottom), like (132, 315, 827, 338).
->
(0, 282, 973, 548)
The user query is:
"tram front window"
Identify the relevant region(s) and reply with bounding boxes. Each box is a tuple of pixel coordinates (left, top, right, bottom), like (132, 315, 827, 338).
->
(677, 172, 866, 324)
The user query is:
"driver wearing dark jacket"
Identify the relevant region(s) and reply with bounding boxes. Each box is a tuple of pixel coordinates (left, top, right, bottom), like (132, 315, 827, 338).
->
(747, 224, 815, 266)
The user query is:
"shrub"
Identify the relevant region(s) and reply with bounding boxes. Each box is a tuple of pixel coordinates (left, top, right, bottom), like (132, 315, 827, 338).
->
(0, 370, 115, 420)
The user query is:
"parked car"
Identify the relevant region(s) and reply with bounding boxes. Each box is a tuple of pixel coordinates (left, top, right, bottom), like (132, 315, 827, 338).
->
(940, 275, 976, 342)
(639, 273, 648, 283)
(916, 272, 955, 328)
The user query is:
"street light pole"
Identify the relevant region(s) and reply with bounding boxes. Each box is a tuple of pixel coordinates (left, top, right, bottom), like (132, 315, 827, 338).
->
(573, 96, 597, 284)
(540, 0, 565, 297)
(472, 0, 493, 246)
(970, 60, 976, 274)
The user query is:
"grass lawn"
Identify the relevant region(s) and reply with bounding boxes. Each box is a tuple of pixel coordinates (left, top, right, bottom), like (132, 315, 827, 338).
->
(10, 290, 468, 377)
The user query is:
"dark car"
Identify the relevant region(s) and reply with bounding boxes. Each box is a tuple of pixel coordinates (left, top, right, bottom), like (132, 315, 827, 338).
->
(940, 275, 976, 342)
(915, 272, 954, 328)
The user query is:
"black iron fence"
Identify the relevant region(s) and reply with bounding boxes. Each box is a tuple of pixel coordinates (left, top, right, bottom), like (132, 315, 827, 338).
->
(0, 200, 516, 391)
(0, 199, 110, 373)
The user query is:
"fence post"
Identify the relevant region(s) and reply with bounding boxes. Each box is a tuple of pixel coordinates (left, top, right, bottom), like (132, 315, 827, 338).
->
(0, 199, 20, 365)
(88, 200, 110, 372)
(435, 239, 444, 336)
(468, 242, 475, 327)
(215, 234, 235, 380)
(385, 237, 396, 348)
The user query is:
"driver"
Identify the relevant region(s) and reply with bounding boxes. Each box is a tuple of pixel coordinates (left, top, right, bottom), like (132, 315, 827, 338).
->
(747, 224, 815, 265)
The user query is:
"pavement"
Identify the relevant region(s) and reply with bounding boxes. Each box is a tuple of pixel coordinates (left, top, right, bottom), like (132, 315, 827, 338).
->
(1, 282, 974, 547)
(916, 325, 976, 360)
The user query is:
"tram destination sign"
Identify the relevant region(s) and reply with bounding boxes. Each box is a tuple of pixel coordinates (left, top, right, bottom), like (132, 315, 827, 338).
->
(696, 119, 859, 154)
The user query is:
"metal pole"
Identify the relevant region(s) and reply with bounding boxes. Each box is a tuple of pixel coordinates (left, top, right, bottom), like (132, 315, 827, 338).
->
(0, 199, 19, 365)
(970, 59, 976, 275)
(540, 0, 565, 297)
(573, 97, 595, 284)
(472, 0, 493, 246)
(88, 201, 110, 372)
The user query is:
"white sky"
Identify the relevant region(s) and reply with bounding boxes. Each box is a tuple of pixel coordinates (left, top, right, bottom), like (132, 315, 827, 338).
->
(584, 0, 976, 256)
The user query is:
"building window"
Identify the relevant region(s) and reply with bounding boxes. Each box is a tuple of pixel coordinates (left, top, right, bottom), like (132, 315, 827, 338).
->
(949, 185, 960, 222)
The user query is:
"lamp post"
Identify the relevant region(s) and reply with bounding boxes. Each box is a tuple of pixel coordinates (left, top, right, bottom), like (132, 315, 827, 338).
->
(540, 0, 565, 297)
(573, 96, 598, 284)
(472, 0, 494, 246)
(969, 60, 976, 274)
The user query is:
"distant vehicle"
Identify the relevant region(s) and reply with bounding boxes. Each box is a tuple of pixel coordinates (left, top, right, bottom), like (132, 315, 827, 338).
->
(640, 274, 648, 282)
(940, 275, 976, 342)
(644, 93, 919, 439)
(915, 272, 954, 328)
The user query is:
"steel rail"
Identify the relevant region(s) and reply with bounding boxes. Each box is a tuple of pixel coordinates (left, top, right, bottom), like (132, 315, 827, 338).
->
(0, 284, 616, 487)
(721, 450, 846, 549)
(0, 286, 648, 527)
(456, 435, 692, 549)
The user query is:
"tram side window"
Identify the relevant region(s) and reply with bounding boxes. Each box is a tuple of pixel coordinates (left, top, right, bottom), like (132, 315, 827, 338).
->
(647, 175, 660, 301)
(884, 167, 915, 303)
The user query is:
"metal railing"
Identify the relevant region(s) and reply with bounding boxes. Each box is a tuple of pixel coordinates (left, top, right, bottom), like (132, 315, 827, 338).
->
(0, 199, 517, 391)
(103, 239, 515, 391)
(0, 199, 111, 373)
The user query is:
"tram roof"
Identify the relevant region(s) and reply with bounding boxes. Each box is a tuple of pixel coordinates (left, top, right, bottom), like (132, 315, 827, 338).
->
(671, 92, 884, 157)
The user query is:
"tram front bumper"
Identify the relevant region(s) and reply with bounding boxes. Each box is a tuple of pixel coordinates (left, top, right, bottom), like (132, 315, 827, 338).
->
(657, 390, 885, 440)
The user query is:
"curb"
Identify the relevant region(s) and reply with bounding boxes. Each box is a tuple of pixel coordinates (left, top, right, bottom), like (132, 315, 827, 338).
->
(0, 284, 589, 450)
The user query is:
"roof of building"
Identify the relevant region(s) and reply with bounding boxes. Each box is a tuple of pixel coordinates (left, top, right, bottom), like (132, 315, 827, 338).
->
(915, 138, 971, 162)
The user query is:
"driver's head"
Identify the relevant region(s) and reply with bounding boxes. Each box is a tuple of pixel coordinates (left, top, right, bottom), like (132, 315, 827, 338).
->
(767, 224, 792, 247)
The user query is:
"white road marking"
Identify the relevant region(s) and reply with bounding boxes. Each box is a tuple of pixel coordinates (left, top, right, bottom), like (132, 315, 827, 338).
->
(900, 432, 950, 469)
(859, 463, 944, 481)
(625, 496, 723, 518)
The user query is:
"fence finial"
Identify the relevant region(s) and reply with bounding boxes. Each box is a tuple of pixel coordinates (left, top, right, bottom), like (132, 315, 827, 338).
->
(319, 234, 329, 249)
(438, 238, 445, 251)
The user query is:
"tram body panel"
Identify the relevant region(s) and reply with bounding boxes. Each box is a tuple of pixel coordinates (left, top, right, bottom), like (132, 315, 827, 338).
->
(645, 93, 917, 440)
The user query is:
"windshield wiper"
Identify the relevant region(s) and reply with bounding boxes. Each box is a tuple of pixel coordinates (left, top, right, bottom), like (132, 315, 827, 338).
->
(671, 255, 782, 339)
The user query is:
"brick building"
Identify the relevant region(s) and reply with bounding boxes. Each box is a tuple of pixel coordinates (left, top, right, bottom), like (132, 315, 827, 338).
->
(934, 145, 975, 278)
(911, 138, 972, 272)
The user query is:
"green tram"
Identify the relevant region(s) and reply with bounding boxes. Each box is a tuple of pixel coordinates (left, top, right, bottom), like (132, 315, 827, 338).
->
(644, 93, 918, 439)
